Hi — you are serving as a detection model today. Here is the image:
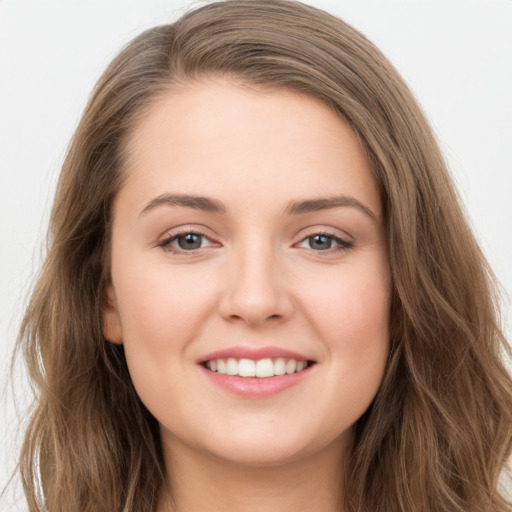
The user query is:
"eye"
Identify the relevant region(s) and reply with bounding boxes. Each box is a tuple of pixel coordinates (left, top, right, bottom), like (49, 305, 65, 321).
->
(159, 231, 217, 253)
(296, 233, 352, 252)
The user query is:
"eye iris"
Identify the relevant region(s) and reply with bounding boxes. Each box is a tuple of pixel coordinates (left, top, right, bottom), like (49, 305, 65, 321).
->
(309, 234, 332, 250)
(178, 233, 202, 250)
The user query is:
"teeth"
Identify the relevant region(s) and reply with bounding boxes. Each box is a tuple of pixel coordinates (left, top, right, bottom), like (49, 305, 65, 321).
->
(238, 358, 256, 377)
(296, 361, 307, 372)
(217, 359, 226, 374)
(285, 359, 297, 374)
(226, 358, 238, 375)
(205, 357, 309, 378)
(255, 358, 274, 378)
(274, 358, 286, 376)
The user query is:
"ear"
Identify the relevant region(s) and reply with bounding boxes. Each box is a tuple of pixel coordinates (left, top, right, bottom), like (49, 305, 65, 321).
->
(101, 284, 123, 345)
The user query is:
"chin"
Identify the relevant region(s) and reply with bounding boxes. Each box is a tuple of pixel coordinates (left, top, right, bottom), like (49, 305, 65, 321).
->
(208, 442, 311, 468)
(196, 424, 348, 468)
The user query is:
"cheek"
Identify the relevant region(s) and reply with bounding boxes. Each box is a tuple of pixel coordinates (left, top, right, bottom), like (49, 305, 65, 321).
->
(112, 262, 221, 411)
(306, 259, 390, 336)
(114, 261, 217, 340)
(110, 258, 222, 400)
(302, 260, 391, 390)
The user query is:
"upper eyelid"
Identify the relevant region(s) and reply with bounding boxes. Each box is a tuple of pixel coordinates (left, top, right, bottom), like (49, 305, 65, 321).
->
(159, 225, 218, 241)
(156, 227, 220, 252)
(162, 232, 216, 244)
(158, 232, 220, 255)
(293, 226, 354, 243)
(295, 233, 352, 248)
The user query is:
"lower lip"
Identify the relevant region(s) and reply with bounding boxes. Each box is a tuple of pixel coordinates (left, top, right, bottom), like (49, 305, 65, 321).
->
(199, 364, 314, 398)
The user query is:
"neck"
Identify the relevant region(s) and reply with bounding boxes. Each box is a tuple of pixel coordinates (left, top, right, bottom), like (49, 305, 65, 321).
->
(158, 435, 349, 512)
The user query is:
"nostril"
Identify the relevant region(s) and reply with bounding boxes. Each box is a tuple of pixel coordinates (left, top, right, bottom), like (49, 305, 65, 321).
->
(227, 312, 283, 325)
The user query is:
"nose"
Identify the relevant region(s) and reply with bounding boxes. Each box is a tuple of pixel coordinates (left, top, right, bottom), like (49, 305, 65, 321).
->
(218, 245, 293, 327)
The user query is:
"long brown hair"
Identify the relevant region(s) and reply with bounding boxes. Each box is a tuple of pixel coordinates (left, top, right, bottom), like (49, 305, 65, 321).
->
(17, 1, 512, 510)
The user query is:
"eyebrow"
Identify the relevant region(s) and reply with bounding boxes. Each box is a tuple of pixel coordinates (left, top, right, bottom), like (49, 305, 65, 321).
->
(140, 193, 377, 220)
(285, 196, 377, 220)
(140, 194, 227, 215)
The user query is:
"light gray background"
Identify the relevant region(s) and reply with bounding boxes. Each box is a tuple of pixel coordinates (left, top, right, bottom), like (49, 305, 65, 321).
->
(1, 0, 511, 510)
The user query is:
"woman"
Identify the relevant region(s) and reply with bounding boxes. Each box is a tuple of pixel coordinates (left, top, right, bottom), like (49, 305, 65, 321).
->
(16, 1, 512, 511)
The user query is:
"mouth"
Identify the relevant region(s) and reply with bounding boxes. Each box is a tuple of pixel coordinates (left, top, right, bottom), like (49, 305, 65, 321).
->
(201, 357, 316, 378)
(197, 346, 317, 397)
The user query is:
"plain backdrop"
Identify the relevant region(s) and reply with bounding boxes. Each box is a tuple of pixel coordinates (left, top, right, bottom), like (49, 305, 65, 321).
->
(1, 0, 511, 510)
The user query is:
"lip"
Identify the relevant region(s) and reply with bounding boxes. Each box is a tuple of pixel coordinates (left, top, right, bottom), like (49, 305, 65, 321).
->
(199, 363, 315, 398)
(197, 346, 316, 398)
(197, 345, 312, 364)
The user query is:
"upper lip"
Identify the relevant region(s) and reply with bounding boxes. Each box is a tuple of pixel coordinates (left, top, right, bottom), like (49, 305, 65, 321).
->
(197, 346, 314, 364)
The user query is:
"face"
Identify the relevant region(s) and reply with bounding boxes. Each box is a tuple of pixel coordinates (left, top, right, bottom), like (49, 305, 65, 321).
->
(103, 80, 391, 467)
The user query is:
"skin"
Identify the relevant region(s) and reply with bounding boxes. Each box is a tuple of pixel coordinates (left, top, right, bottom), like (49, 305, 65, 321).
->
(103, 79, 391, 512)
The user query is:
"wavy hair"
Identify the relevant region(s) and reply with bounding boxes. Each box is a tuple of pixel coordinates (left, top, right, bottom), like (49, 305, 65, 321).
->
(17, 1, 512, 510)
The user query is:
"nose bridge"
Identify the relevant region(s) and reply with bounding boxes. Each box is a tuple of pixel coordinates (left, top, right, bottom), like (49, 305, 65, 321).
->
(219, 233, 291, 325)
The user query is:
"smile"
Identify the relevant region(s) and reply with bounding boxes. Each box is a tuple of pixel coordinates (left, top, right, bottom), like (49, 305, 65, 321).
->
(197, 346, 316, 397)
(204, 357, 311, 378)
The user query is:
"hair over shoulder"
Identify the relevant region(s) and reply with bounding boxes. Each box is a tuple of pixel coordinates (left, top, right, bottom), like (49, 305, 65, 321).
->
(16, 1, 512, 511)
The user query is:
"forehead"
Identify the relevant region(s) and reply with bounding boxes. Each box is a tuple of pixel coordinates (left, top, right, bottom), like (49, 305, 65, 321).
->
(119, 79, 381, 218)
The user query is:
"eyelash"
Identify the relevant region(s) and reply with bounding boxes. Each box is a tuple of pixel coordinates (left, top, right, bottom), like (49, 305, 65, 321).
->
(295, 231, 353, 254)
(158, 230, 217, 253)
(158, 230, 353, 255)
